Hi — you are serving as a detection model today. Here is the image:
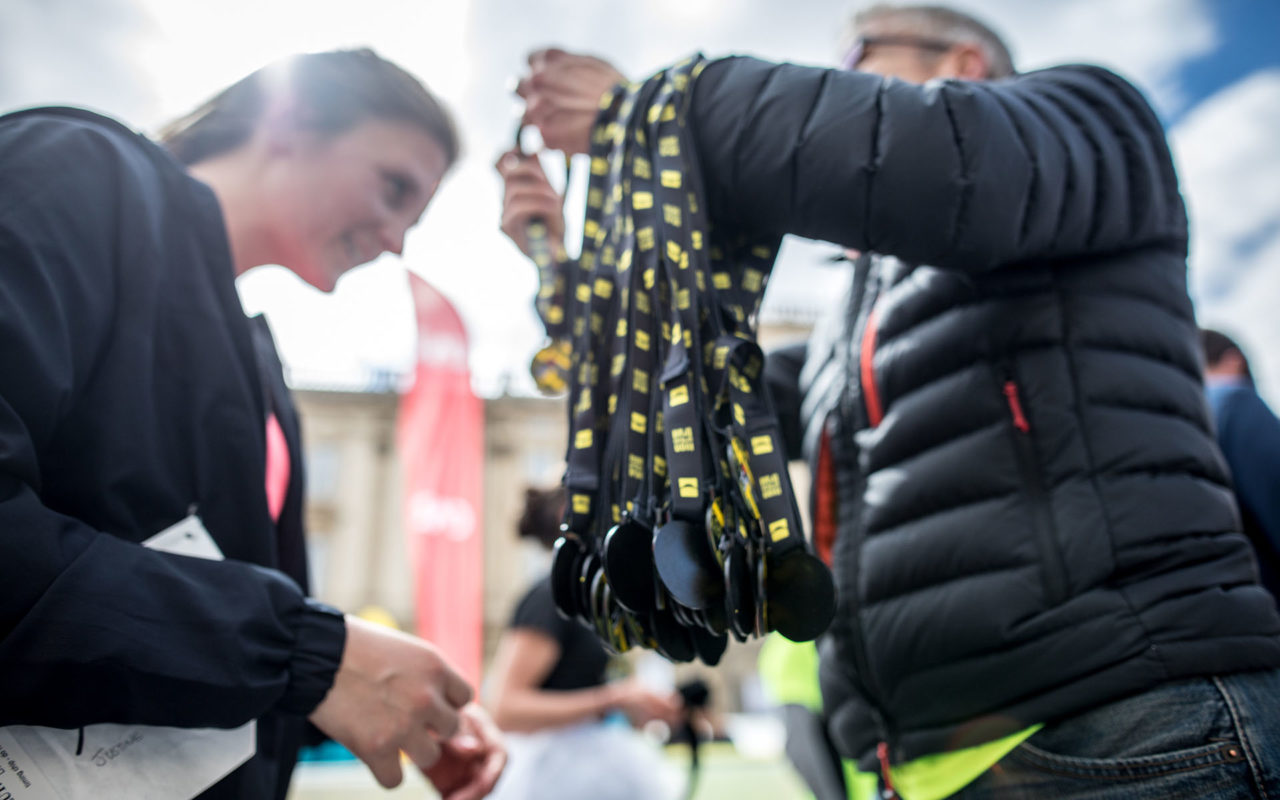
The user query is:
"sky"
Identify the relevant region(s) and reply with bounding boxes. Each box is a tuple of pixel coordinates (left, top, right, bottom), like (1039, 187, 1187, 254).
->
(2, 0, 1278, 400)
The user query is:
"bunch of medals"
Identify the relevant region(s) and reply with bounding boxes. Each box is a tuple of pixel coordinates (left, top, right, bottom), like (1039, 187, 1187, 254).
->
(526, 55, 835, 665)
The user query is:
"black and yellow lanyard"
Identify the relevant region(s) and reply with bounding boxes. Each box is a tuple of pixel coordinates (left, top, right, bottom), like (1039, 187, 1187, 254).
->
(543, 55, 835, 662)
(518, 124, 576, 397)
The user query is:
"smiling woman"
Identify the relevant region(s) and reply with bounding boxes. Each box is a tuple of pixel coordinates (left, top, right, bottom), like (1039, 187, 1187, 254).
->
(160, 49, 459, 292)
(0, 47, 504, 800)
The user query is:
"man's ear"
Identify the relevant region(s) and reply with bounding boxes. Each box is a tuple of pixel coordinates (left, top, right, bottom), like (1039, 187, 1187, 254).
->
(950, 43, 990, 80)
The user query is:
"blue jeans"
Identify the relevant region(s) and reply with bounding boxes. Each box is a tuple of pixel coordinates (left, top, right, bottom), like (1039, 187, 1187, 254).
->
(954, 670, 1280, 799)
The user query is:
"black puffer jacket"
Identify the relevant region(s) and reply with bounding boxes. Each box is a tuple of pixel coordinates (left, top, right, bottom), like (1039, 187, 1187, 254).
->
(690, 57, 1280, 766)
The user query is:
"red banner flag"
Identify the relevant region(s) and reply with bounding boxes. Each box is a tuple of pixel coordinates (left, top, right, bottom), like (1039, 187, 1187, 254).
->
(397, 273, 484, 688)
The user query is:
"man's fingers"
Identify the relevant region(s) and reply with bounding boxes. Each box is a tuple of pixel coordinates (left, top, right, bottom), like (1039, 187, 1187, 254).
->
(532, 75, 613, 108)
(422, 698, 462, 740)
(522, 94, 552, 127)
(494, 149, 521, 174)
(528, 47, 565, 69)
(365, 751, 405, 789)
(444, 671, 473, 708)
(502, 164, 554, 190)
(504, 191, 561, 221)
(508, 156, 550, 179)
(401, 729, 443, 774)
(538, 117, 584, 155)
(503, 186, 561, 214)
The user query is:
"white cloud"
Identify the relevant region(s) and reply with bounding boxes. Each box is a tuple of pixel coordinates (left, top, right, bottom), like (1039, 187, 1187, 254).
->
(974, 0, 1215, 115)
(238, 262, 416, 390)
(0, 0, 156, 121)
(1173, 69, 1280, 402)
(127, 0, 474, 131)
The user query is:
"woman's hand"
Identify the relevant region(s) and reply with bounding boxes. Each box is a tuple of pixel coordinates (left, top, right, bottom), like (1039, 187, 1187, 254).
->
(423, 703, 507, 800)
(308, 616, 473, 788)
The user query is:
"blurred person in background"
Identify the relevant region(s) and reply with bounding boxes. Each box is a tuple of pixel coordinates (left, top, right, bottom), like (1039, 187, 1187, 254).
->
(503, 3, 1280, 798)
(1202, 328, 1280, 604)
(0, 48, 503, 800)
(484, 485, 683, 800)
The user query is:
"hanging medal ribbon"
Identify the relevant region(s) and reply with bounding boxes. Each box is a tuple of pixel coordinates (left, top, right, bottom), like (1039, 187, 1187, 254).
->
(538, 55, 834, 663)
(515, 122, 578, 398)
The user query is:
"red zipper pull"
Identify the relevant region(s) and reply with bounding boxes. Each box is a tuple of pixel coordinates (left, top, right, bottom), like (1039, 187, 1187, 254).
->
(861, 306, 884, 427)
(1003, 381, 1030, 433)
(877, 741, 899, 799)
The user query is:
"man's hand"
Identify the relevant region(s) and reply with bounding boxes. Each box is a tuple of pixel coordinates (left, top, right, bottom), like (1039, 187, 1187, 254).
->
(308, 616, 474, 788)
(516, 48, 626, 155)
(423, 703, 507, 800)
(495, 149, 566, 257)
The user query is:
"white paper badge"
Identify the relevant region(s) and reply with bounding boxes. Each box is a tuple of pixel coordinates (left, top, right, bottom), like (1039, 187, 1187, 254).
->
(0, 513, 257, 800)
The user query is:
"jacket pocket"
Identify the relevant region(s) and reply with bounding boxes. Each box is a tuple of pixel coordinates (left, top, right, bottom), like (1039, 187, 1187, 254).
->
(1007, 738, 1245, 781)
(1000, 369, 1069, 607)
(1006, 675, 1244, 780)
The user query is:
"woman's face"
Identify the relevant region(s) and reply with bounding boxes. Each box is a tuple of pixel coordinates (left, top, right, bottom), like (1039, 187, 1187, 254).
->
(265, 118, 450, 292)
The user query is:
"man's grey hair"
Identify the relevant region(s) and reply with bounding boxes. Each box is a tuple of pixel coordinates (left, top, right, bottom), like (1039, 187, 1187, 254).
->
(848, 4, 1016, 78)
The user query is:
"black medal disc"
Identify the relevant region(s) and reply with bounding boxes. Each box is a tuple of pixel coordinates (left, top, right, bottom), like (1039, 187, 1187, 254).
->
(590, 568, 614, 647)
(700, 598, 729, 636)
(648, 607, 696, 663)
(603, 517, 656, 614)
(550, 536, 584, 620)
(766, 550, 837, 643)
(690, 626, 729, 666)
(755, 546, 769, 637)
(619, 606, 647, 650)
(724, 546, 755, 642)
(671, 600, 695, 628)
(577, 551, 603, 622)
(653, 518, 723, 610)
(608, 603, 637, 653)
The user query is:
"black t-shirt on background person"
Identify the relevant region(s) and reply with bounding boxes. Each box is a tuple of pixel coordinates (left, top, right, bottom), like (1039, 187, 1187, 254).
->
(510, 577, 610, 692)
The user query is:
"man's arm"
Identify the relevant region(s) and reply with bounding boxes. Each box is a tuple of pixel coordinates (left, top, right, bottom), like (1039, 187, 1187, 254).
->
(688, 57, 1187, 268)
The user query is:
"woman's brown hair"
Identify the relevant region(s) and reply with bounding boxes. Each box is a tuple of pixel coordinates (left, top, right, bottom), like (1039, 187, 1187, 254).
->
(158, 48, 459, 168)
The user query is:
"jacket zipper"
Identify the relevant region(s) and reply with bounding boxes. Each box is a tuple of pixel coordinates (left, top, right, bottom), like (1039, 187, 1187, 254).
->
(1001, 368, 1068, 606)
(842, 281, 897, 776)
